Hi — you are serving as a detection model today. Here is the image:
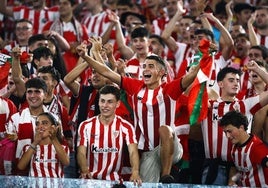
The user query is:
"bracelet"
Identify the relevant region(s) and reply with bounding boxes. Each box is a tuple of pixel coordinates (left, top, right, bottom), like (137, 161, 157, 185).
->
(29, 144, 37, 151)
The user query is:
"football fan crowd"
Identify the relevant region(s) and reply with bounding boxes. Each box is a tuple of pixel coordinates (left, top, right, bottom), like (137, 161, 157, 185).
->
(0, 0, 268, 187)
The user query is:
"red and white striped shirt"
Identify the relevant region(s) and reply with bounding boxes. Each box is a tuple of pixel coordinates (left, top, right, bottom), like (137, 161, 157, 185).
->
(13, 6, 59, 34)
(7, 106, 53, 158)
(0, 97, 17, 133)
(231, 135, 268, 187)
(256, 33, 268, 49)
(77, 115, 137, 181)
(22, 144, 69, 178)
(82, 11, 111, 37)
(202, 96, 261, 161)
(121, 76, 183, 151)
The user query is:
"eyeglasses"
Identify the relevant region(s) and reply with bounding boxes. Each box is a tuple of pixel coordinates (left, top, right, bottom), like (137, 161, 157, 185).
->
(16, 27, 32, 31)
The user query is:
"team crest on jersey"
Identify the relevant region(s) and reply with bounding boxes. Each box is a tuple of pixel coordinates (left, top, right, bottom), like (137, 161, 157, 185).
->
(113, 130, 119, 138)
(157, 95, 163, 102)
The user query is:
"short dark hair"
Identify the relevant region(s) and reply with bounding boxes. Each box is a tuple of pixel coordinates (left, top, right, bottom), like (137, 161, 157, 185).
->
(99, 84, 120, 101)
(217, 67, 241, 82)
(250, 45, 268, 60)
(146, 55, 167, 72)
(116, 0, 133, 7)
(67, 0, 76, 6)
(149, 34, 165, 48)
(38, 65, 61, 83)
(33, 47, 53, 61)
(194, 28, 214, 42)
(131, 27, 149, 39)
(28, 34, 47, 46)
(219, 110, 249, 131)
(15, 19, 33, 26)
(25, 77, 47, 93)
(235, 33, 249, 41)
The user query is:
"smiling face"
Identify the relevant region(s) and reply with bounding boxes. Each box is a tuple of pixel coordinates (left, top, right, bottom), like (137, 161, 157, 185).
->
(26, 87, 46, 109)
(131, 37, 149, 56)
(99, 93, 119, 119)
(35, 114, 53, 139)
(142, 59, 165, 89)
(15, 21, 33, 44)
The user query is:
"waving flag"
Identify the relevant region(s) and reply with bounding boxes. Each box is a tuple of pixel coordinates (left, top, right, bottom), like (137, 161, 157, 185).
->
(0, 51, 11, 90)
(188, 39, 213, 125)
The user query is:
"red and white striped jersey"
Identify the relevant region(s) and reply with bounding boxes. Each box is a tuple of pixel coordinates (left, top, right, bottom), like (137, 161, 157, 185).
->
(13, 6, 59, 34)
(4, 41, 29, 53)
(0, 97, 17, 133)
(121, 76, 183, 151)
(42, 19, 89, 74)
(22, 144, 69, 178)
(201, 96, 261, 161)
(77, 115, 137, 181)
(172, 42, 194, 77)
(231, 135, 268, 187)
(7, 106, 52, 158)
(151, 16, 169, 36)
(256, 33, 268, 49)
(82, 11, 111, 37)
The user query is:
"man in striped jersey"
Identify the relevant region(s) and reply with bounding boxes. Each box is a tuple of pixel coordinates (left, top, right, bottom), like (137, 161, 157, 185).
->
(220, 110, 268, 187)
(77, 85, 142, 185)
(0, 0, 59, 34)
(201, 62, 268, 185)
(76, 37, 200, 183)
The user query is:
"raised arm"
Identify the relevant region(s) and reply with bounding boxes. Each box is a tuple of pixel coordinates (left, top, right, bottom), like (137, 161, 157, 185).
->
(181, 61, 200, 90)
(225, 0, 233, 31)
(103, 11, 134, 60)
(247, 60, 268, 106)
(43, 30, 70, 51)
(0, 0, 13, 17)
(161, 0, 185, 53)
(77, 38, 121, 86)
(63, 57, 89, 96)
(11, 47, 26, 98)
(49, 125, 70, 166)
(247, 12, 260, 46)
(203, 13, 234, 60)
